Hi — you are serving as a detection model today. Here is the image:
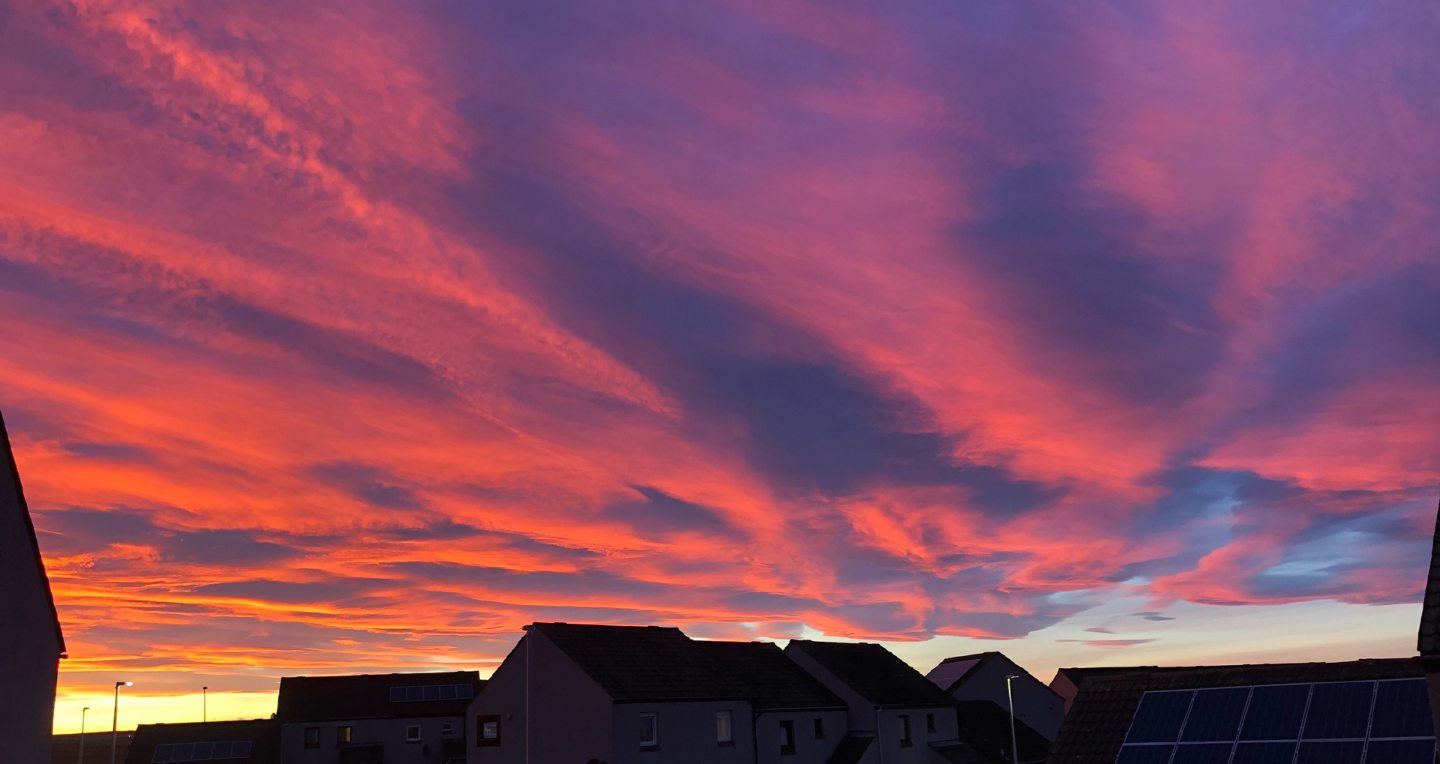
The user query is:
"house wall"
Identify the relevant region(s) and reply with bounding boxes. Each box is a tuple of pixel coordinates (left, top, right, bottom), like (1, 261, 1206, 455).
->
(754, 709, 846, 764)
(949, 657, 1063, 740)
(0, 442, 61, 764)
(611, 701, 752, 764)
(869, 707, 959, 764)
(466, 630, 614, 764)
(279, 715, 464, 763)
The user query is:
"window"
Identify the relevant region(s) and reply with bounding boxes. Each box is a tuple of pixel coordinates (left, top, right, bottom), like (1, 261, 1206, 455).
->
(927, 713, 936, 734)
(640, 713, 659, 749)
(716, 711, 733, 744)
(899, 715, 913, 747)
(476, 715, 501, 747)
(304, 727, 320, 749)
(779, 720, 796, 756)
(442, 721, 455, 737)
(813, 718, 825, 739)
(405, 724, 422, 743)
(337, 725, 352, 745)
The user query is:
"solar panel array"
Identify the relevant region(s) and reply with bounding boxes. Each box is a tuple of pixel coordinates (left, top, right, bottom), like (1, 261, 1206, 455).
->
(387, 683, 475, 702)
(1116, 678, 1435, 764)
(150, 740, 253, 762)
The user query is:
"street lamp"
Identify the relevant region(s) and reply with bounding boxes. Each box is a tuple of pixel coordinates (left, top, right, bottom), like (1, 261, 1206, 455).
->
(111, 681, 132, 764)
(78, 706, 90, 764)
(1005, 675, 1020, 764)
(202, 686, 208, 722)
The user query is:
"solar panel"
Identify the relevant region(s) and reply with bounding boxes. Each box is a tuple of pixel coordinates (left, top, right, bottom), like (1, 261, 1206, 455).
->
(1170, 743, 1232, 763)
(1115, 745, 1174, 764)
(458, 683, 474, 699)
(1371, 679, 1432, 739)
(1230, 742, 1296, 764)
(1181, 687, 1249, 742)
(1127, 690, 1194, 743)
(1365, 738, 1437, 764)
(1303, 682, 1374, 740)
(1240, 684, 1309, 741)
(1115, 678, 1436, 764)
(1296, 741, 1364, 764)
(389, 683, 474, 702)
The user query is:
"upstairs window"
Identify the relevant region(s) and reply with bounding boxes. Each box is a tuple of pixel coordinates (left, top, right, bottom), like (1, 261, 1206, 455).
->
(640, 713, 659, 749)
(927, 713, 936, 734)
(899, 715, 913, 748)
(813, 718, 825, 739)
(337, 726, 352, 745)
(716, 710, 733, 744)
(779, 720, 796, 756)
(442, 721, 455, 737)
(477, 715, 501, 747)
(405, 724, 422, 743)
(304, 727, 320, 749)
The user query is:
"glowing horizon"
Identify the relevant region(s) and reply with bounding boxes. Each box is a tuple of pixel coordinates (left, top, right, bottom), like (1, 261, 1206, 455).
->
(1, 0, 1436, 736)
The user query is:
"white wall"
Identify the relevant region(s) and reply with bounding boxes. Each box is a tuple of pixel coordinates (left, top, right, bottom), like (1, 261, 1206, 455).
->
(950, 657, 1063, 740)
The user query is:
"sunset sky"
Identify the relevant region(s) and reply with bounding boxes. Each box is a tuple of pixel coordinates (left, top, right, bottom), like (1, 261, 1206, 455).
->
(3, 0, 1438, 734)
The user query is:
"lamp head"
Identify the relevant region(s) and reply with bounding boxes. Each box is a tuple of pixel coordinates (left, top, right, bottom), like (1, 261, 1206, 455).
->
(117, 681, 133, 687)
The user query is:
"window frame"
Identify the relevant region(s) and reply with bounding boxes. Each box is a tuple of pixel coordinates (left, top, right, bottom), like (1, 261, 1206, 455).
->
(779, 719, 797, 756)
(303, 726, 320, 749)
(405, 724, 422, 743)
(899, 714, 913, 748)
(476, 715, 501, 747)
(927, 713, 936, 734)
(337, 725, 353, 746)
(716, 710, 734, 745)
(639, 712, 660, 750)
(814, 717, 825, 739)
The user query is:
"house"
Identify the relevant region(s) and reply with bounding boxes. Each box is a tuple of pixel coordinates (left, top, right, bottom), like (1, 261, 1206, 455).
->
(0, 411, 66, 763)
(1418, 497, 1440, 738)
(465, 622, 849, 764)
(926, 652, 1064, 740)
(276, 671, 484, 764)
(1045, 658, 1434, 764)
(124, 719, 280, 764)
(783, 640, 962, 763)
(51, 730, 134, 764)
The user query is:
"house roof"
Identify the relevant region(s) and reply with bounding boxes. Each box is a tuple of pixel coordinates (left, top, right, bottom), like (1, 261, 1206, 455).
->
(0, 410, 65, 656)
(275, 670, 484, 722)
(1045, 657, 1424, 764)
(785, 639, 956, 708)
(927, 653, 997, 693)
(530, 622, 845, 709)
(124, 719, 280, 764)
(1419, 498, 1440, 656)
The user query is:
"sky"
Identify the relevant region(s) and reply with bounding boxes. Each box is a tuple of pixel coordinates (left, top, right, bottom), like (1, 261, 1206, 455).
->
(1, 0, 1437, 734)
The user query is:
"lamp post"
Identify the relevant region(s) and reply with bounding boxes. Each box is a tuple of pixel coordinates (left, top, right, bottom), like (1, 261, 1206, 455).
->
(111, 681, 132, 764)
(78, 706, 90, 764)
(1006, 675, 1019, 764)
(202, 686, 208, 722)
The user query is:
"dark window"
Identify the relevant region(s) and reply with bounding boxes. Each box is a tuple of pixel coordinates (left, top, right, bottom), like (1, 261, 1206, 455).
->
(899, 715, 912, 747)
(442, 721, 455, 737)
(779, 720, 796, 755)
(405, 724, 422, 743)
(337, 725, 352, 745)
(640, 713, 659, 749)
(477, 715, 501, 747)
(716, 711, 733, 744)
(304, 727, 320, 748)
(813, 717, 824, 739)
(926, 713, 935, 734)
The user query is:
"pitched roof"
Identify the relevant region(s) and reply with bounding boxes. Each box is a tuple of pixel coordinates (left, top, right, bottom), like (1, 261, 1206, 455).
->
(530, 622, 845, 708)
(1419, 497, 1440, 655)
(927, 652, 997, 693)
(786, 639, 956, 708)
(0, 410, 65, 656)
(275, 671, 484, 722)
(124, 719, 280, 764)
(1045, 658, 1424, 764)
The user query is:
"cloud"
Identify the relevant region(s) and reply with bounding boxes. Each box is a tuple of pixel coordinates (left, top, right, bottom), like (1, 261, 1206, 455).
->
(0, 0, 1436, 727)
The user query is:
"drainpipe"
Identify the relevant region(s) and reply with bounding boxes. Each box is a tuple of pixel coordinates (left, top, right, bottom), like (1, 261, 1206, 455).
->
(524, 626, 532, 764)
